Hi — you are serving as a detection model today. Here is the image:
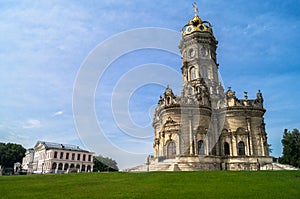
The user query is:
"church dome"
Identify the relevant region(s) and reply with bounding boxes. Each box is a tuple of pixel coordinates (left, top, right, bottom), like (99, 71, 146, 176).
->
(182, 4, 213, 35)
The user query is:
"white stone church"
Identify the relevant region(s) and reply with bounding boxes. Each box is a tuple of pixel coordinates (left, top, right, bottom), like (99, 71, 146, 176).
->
(129, 4, 274, 171)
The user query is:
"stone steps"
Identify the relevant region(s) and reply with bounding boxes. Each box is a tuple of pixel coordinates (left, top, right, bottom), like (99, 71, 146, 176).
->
(271, 163, 299, 170)
(126, 158, 298, 172)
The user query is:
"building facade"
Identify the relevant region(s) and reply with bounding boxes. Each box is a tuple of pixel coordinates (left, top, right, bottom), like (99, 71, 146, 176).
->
(149, 5, 273, 171)
(22, 141, 94, 174)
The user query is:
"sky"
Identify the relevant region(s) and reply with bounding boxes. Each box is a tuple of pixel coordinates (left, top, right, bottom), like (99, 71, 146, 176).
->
(1, 0, 300, 169)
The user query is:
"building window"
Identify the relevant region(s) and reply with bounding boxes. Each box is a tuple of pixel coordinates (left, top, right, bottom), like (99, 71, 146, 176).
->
(60, 152, 64, 159)
(70, 164, 75, 168)
(238, 141, 245, 156)
(54, 151, 58, 159)
(88, 155, 91, 162)
(87, 165, 91, 172)
(167, 141, 176, 159)
(81, 165, 86, 172)
(66, 153, 69, 160)
(77, 154, 81, 161)
(83, 154, 86, 161)
(224, 142, 230, 156)
(72, 153, 75, 160)
(52, 163, 57, 170)
(197, 140, 204, 155)
(64, 163, 69, 171)
(190, 67, 197, 80)
(58, 163, 63, 170)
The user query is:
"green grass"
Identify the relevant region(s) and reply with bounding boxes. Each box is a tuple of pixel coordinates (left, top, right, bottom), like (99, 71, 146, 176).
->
(0, 171, 300, 199)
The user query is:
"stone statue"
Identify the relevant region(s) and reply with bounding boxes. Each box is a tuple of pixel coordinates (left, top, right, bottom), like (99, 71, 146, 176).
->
(257, 89, 264, 104)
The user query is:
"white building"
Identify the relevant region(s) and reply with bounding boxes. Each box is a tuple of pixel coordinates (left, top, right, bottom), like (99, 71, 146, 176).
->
(22, 148, 35, 173)
(22, 141, 94, 174)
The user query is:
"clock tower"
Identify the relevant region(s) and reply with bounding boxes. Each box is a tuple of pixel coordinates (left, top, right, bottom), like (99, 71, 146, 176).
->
(179, 7, 224, 108)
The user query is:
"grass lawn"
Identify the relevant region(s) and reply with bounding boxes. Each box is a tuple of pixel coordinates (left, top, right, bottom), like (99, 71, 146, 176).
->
(0, 171, 299, 199)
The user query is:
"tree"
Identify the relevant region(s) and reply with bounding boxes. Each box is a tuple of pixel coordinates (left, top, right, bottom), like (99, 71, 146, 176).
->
(279, 129, 300, 168)
(93, 155, 119, 172)
(268, 144, 273, 154)
(0, 142, 26, 168)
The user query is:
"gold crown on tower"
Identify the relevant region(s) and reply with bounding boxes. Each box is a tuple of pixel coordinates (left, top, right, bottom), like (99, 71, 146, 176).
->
(182, 2, 213, 35)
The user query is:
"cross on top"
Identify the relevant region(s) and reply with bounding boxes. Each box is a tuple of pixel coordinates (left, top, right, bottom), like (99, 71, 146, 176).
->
(192, 2, 198, 15)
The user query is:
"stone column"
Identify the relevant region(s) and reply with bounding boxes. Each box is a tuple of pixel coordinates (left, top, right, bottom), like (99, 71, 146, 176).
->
(205, 134, 209, 155)
(194, 135, 197, 155)
(245, 136, 250, 156)
(161, 132, 165, 157)
(247, 117, 253, 155)
(189, 117, 193, 155)
(232, 135, 237, 156)
(178, 132, 181, 155)
(260, 136, 265, 156)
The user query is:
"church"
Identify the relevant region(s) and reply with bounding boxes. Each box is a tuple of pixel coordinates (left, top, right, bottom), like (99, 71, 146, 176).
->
(130, 4, 273, 171)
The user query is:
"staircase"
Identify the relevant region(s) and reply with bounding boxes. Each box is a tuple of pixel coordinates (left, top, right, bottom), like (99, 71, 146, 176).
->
(126, 159, 184, 172)
(271, 163, 299, 170)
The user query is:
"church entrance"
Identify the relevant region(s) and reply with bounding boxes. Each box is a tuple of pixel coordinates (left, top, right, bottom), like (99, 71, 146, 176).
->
(167, 141, 176, 159)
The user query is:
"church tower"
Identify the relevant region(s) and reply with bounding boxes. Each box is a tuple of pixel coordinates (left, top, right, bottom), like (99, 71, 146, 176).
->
(146, 3, 273, 171)
(179, 5, 224, 109)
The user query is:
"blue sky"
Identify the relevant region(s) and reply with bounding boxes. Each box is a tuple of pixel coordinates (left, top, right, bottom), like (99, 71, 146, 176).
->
(1, 0, 300, 169)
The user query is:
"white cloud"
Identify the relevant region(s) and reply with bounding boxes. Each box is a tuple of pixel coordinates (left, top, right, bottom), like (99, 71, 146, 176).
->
(52, 110, 64, 117)
(22, 119, 42, 129)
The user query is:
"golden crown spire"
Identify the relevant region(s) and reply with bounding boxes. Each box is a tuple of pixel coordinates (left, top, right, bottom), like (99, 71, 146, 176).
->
(182, 2, 213, 35)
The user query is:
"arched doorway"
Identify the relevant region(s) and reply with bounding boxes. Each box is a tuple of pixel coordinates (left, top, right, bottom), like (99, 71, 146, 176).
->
(224, 142, 230, 156)
(167, 141, 176, 159)
(81, 165, 86, 172)
(52, 163, 57, 170)
(197, 140, 204, 155)
(87, 165, 91, 172)
(64, 163, 69, 171)
(58, 163, 63, 170)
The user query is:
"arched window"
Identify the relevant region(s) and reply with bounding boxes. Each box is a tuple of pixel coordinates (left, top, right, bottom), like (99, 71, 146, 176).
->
(87, 165, 91, 172)
(76, 164, 80, 169)
(70, 164, 75, 168)
(58, 163, 63, 170)
(81, 165, 86, 172)
(167, 141, 176, 159)
(64, 163, 69, 171)
(190, 67, 197, 80)
(54, 151, 58, 159)
(52, 163, 57, 170)
(238, 141, 245, 156)
(224, 142, 230, 156)
(197, 140, 204, 155)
